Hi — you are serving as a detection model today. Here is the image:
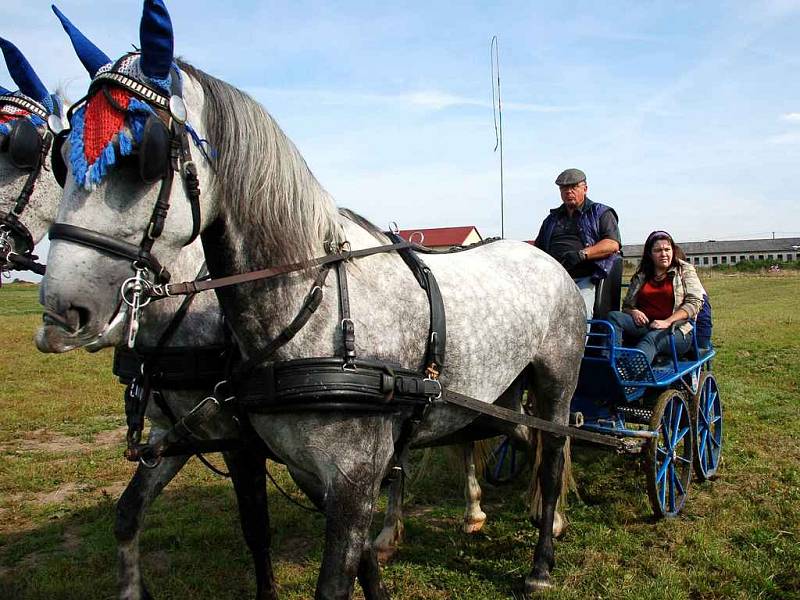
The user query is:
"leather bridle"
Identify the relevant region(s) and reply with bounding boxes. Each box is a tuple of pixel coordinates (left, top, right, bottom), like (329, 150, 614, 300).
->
(47, 54, 204, 346)
(0, 93, 63, 277)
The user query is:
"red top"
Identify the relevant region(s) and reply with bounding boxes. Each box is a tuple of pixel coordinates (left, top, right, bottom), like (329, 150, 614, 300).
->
(636, 278, 674, 321)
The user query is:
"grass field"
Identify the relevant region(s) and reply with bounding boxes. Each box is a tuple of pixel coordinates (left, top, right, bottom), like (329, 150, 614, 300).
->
(1, 274, 799, 599)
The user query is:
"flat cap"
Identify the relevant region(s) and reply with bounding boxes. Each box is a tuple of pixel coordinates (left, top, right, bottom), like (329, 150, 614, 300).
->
(555, 168, 586, 186)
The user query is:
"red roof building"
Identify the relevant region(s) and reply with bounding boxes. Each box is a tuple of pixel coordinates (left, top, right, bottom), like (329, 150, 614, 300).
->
(397, 226, 482, 248)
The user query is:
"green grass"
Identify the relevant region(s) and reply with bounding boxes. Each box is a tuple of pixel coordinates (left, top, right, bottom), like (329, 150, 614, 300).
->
(1, 276, 799, 599)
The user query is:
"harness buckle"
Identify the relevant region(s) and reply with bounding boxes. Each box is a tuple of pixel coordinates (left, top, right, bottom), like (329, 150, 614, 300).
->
(423, 377, 443, 400)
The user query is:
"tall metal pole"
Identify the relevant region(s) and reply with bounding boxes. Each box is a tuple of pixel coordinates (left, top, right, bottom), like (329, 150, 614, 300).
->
(491, 36, 505, 239)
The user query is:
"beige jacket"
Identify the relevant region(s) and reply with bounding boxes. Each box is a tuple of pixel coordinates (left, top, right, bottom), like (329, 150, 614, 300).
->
(622, 259, 704, 334)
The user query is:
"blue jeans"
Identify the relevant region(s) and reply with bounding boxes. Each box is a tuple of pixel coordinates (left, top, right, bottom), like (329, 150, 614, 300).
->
(574, 276, 596, 319)
(607, 310, 691, 364)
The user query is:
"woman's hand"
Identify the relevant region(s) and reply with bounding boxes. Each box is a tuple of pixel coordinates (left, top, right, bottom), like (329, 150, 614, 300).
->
(649, 319, 670, 330)
(630, 309, 650, 326)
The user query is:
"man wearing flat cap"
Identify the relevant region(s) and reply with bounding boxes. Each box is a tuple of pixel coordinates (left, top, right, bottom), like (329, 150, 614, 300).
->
(534, 168, 621, 318)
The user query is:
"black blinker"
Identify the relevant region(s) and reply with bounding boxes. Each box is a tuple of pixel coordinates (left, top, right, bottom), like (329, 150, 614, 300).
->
(51, 129, 69, 188)
(139, 115, 171, 184)
(7, 119, 43, 171)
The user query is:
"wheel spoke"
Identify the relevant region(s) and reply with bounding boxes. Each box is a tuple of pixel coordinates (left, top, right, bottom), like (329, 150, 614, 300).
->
(706, 389, 717, 413)
(657, 453, 671, 483)
(699, 429, 709, 466)
(668, 463, 676, 512)
(674, 425, 690, 446)
(674, 467, 686, 496)
(493, 442, 509, 479)
(698, 405, 711, 429)
(670, 401, 684, 445)
(675, 454, 692, 465)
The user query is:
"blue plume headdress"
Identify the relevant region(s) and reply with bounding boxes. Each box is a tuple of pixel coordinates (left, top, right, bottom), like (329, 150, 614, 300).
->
(51, 4, 112, 77)
(0, 40, 50, 136)
(0, 38, 52, 112)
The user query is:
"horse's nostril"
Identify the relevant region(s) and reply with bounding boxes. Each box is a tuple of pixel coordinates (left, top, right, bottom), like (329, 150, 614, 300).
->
(73, 306, 91, 331)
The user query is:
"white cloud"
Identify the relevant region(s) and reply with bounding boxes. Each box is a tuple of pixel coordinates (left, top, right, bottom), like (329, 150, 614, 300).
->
(767, 131, 800, 144)
(780, 112, 800, 122)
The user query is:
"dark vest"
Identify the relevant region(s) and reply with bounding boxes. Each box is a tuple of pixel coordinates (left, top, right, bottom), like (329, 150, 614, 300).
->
(538, 198, 619, 282)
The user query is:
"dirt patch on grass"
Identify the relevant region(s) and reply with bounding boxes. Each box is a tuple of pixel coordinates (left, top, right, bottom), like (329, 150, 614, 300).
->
(0, 426, 127, 455)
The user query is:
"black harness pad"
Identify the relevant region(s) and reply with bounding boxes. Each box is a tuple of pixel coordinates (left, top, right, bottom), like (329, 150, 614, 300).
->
(113, 345, 229, 388)
(7, 119, 43, 170)
(234, 357, 439, 413)
(51, 129, 68, 187)
(139, 115, 171, 183)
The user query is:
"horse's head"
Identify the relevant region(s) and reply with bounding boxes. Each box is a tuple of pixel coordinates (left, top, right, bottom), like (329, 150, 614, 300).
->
(0, 38, 66, 276)
(38, 1, 215, 352)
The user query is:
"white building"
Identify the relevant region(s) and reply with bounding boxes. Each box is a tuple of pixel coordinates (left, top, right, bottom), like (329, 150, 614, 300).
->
(622, 237, 800, 268)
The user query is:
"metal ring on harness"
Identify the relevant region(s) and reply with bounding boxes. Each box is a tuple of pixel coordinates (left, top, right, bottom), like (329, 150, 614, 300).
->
(121, 274, 154, 309)
(139, 453, 161, 469)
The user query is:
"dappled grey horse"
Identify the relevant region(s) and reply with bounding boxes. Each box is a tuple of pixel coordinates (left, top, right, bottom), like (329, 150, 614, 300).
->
(37, 1, 584, 597)
(0, 32, 277, 600)
(6, 8, 508, 596)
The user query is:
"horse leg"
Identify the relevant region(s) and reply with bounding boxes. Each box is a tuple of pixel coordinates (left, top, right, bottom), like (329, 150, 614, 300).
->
(462, 442, 487, 533)
(115, 455, 190, 600)
(223, 448, 278, 600)
(356, 540, 391, 600)
(523, 361, 575, 594)
(528, 432, 570, 539)
(315, 462, 391, 600)
(524, 431, 566, 594)
(373, 453, 406, 564)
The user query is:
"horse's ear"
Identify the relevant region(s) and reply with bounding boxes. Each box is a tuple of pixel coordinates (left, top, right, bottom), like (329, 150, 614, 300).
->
(140, 0, 174, 80)
(0, 38, 49, 105)
(51, 4, 111, 78)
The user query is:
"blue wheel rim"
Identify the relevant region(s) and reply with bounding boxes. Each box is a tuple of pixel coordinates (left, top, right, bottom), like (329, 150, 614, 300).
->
(697, 375, 723, 478)
(653, 393, 692, 516)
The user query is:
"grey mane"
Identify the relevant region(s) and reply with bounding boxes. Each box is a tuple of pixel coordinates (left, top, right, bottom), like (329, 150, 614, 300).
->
(337, 207, 390, 244)
(178, 61, 342, 266)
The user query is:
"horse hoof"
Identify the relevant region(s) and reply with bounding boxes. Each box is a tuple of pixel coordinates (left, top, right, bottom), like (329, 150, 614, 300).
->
(524, 575, 552, 594)
(553, 512, 568, 538)
(463, 511, 487, 534)
(376, 544, 397, 564)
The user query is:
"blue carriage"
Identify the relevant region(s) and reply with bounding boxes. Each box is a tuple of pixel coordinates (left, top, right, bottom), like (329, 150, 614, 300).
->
(486, 260, 723, 518)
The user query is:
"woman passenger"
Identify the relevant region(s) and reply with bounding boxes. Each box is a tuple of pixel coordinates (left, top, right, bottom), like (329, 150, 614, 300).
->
(607, 230, 704, 364)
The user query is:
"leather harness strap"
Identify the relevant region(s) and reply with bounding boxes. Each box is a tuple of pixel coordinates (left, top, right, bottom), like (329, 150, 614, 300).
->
(236, 266, 332, 374)
(336, 260, 357, 367)
(146, 240, 414, 299)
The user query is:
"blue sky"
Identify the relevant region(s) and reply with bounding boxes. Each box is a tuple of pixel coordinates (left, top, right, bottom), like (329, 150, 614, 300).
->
(4, 0, 800, 277)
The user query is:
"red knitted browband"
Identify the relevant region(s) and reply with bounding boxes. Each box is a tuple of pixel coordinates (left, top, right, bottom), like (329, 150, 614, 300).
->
(82, 87, 133, 164)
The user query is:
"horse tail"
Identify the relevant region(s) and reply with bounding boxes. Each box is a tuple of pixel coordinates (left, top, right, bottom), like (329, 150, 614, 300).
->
(526, 430, 575, 520)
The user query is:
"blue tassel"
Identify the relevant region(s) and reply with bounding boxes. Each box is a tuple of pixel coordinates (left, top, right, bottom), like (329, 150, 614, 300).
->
(67, 107, 89, 187)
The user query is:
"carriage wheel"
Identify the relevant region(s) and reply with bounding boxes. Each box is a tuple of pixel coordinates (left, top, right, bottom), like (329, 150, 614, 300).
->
(691, 373, 723, 481)
(645, 389, 693, 518)
(483, 437, 530, 486)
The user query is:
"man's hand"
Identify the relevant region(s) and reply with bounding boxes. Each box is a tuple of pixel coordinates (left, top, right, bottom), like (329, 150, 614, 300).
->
(649, 319, 670, 330)
(561, 249, 586, 270)
(630, 309, 649, 326)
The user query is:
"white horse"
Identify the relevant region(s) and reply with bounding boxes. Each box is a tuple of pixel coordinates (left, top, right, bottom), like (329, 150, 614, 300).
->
(1, 32, 277, 600)
(38, 1, 584, 597)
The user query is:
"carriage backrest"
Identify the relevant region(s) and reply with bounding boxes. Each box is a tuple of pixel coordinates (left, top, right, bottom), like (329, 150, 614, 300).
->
(592, 253, 623, 318)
